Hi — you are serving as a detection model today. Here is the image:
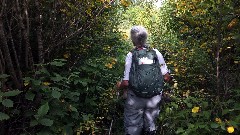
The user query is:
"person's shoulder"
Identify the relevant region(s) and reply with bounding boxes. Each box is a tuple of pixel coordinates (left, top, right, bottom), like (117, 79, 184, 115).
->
(126, 51, 133, 57)
(152, 48, 163, 56)
(152, 48, 160, 53)
(152, 48, 159, 52)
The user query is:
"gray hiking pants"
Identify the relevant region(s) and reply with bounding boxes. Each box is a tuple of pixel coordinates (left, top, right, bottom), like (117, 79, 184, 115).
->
(124, 90, 162, 135)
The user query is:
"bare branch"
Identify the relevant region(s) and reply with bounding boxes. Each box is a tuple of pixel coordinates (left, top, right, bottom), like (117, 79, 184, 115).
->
(44, 0, 115, 54)
(0, 0, 6, 17)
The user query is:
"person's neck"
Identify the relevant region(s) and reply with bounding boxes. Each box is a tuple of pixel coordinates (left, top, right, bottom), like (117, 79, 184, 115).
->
(136, 45, 143, 48)
(135, 45, 144, 50)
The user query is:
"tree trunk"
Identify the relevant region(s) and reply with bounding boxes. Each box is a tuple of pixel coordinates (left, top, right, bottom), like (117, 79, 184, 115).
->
(16, 0, 33, 70)
(6, 18, 23, 85)
(0, 49, 5, 91)
(216, 1, 223, 97)
(0, 14, 21, 89)
(23, 0, 34, 70)
(35, 0, 44, 64)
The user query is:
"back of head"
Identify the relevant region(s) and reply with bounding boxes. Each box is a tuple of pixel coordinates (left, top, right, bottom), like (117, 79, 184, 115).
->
(130, 26, 148, 47)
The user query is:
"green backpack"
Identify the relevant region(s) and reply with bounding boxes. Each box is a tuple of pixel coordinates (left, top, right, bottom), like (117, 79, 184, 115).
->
(129, 48, 164, 98)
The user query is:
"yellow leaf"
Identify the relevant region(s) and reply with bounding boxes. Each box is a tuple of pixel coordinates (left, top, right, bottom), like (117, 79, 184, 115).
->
(228, 18, 238, 29)
(195, 27, 200, 31)
(207, 48, 211, 53)
(183, 90, 190, 97)
(121, 0, 130, 7)
(174, 68, 178, 73)
(105, 63, 113, 68)
(215, 118, 222, 123)
(200, 43, 207, 48)
(227, 126, 234, 133)
(24, 82, 29, 86)
(192, 106, 199, 113)
(173, 83, 178, 88)
(86, 8, 92, 16)
(43, 82, 51, 86)
(63, 53, 70, 59)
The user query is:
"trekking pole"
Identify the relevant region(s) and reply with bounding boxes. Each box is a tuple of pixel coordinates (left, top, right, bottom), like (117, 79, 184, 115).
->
(108, 119, 114, 135)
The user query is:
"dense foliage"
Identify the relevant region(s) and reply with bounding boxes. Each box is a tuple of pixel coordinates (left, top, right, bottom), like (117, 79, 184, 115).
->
(0, 0, 129, 134)
(0, 0, 239, 134)
(155, 0, 240, 134)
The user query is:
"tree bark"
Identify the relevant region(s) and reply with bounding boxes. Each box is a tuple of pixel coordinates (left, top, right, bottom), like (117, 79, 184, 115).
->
(216, 1, 223, 96)
(35, 0, 44, 64)
(6, 17, 23, 85)
(0, 49, 5, 91)
(16, 0, 33, 70)
(0, 13, 21, 89)
(23, 0, 34, 69)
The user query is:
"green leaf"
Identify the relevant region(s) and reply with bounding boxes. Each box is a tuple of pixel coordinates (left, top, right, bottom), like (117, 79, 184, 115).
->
(0, 112, 10, 120)
(25, 92, 35, 101)
(222, 109, 229, 115)
(229, 121, 238, 127)
(51, 73, 65, 82)
(202, 111, 210, 119)
(49, 59, 66, 67)
(39, 118, 53, 126)
(220, 123, 226, 130)
(36, 102, 49, 119)
(0, 74, 10, 79)
(176, 127, 184, 134)
(202, 101, 208, 107)
(32, 80, 41, 86)
(2, 90, 22, 97)
(69, 105, 78, 112)
(210, 122, 219, 128)
(186, 103, 192, 108)
(198, 124, 206, 129)
(37, 131, 52, 135)
(30, 120, 39, 127)
(232, 34, 240, 40)
(80, 81, 88, 87)
(2, 99, 13, 107)
(82, 114, 89, 121)
(52, 90, 61, 99)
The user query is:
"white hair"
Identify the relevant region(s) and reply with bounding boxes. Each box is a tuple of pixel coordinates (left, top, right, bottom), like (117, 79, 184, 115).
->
(130, 26, 148, 47)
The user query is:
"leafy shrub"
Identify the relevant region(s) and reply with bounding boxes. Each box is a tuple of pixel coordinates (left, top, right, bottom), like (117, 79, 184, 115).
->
(159, 88, 240, 135)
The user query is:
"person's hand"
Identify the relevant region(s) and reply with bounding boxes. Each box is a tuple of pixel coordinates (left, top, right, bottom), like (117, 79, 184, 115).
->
(115, 81, 128, 99)
(164, 73, 173, 83)
(116, 80, 129, 90)
(116, 81, 121, 90)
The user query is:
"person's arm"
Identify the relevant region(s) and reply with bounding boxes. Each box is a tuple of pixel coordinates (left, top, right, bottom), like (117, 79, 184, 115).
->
(117, 52, 132, 90)
(154, 49, 172, 83)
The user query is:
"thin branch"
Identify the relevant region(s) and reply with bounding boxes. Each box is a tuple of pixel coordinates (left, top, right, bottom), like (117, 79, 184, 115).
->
(0, 0, 6, 17)
(44, 0, 115, 54)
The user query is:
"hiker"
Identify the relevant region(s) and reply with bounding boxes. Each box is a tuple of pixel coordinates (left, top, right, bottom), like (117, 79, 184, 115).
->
(117, 26, 172, 135)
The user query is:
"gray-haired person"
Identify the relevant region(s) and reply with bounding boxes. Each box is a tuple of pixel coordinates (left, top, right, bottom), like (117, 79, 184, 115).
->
(117, 26, 172, 135)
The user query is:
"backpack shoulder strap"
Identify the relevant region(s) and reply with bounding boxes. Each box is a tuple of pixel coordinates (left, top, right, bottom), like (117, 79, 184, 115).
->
(149, 48, 160, 65)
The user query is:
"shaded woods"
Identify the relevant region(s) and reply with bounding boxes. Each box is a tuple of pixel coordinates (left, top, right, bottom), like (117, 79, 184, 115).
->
(0, 0, 240, 134)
